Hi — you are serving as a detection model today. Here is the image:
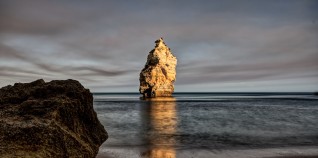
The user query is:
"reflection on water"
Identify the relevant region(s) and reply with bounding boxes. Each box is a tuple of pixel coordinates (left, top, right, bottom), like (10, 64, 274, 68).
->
(142, 97, 177, 158)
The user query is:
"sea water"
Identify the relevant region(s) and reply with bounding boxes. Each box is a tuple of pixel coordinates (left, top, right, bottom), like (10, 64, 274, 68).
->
(94, 93, 318, 158)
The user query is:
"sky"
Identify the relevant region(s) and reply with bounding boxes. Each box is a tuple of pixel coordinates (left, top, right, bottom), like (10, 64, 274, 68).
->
(0, 0, 317, 92)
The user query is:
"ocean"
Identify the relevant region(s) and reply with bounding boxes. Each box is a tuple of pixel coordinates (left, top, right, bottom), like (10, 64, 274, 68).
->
(93, 93, 318, 158)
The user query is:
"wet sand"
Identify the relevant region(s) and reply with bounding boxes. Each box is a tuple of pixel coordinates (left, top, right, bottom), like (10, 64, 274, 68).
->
(96, 146, 318, 158)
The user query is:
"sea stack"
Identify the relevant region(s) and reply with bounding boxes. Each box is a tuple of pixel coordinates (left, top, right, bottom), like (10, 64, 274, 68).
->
(139, 38, 177, 98)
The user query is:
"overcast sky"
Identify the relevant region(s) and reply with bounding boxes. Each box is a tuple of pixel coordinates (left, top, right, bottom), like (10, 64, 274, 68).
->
(0, 0, 317, 92)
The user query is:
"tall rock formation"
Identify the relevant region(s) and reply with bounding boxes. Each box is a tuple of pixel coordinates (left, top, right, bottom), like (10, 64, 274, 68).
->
(139, 38, 177, 97)
(0, 79, 107, 158)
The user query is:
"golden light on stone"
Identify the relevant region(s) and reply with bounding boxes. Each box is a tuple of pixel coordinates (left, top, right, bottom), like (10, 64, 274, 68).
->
(139, 38, 177, 98)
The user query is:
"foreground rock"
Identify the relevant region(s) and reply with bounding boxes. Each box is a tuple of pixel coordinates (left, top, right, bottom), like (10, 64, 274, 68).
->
(0, 79, 107, 158)
(139, 38, 177, 97)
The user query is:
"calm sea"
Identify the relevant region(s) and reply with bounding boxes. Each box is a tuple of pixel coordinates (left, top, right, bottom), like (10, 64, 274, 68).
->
(93, 93, 318, 158)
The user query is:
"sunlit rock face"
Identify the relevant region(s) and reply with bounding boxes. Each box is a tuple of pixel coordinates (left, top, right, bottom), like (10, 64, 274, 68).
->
(139, 38, 177, 97)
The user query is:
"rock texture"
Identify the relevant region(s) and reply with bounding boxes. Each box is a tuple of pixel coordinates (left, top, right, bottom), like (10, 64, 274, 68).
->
(139, 38, 177, 97)
(0, 79, 107, 158)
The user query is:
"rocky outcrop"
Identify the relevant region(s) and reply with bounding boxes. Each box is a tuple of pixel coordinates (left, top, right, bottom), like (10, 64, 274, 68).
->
(0, 79, 107, 158)
(139, 38, 177, 97)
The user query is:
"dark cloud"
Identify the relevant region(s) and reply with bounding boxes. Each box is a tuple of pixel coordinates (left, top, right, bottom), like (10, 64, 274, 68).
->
(0, 43, 26, 59)
(64, 67, 132, 76)
(0, 44, 132, 80)
(0, 67, 44, 78)
(0, 0, 108, 35)
(177, 55, 318, 85)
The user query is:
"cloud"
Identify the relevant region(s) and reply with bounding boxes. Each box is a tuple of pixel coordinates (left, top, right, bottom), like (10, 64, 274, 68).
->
(0, 0, 317, 92)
